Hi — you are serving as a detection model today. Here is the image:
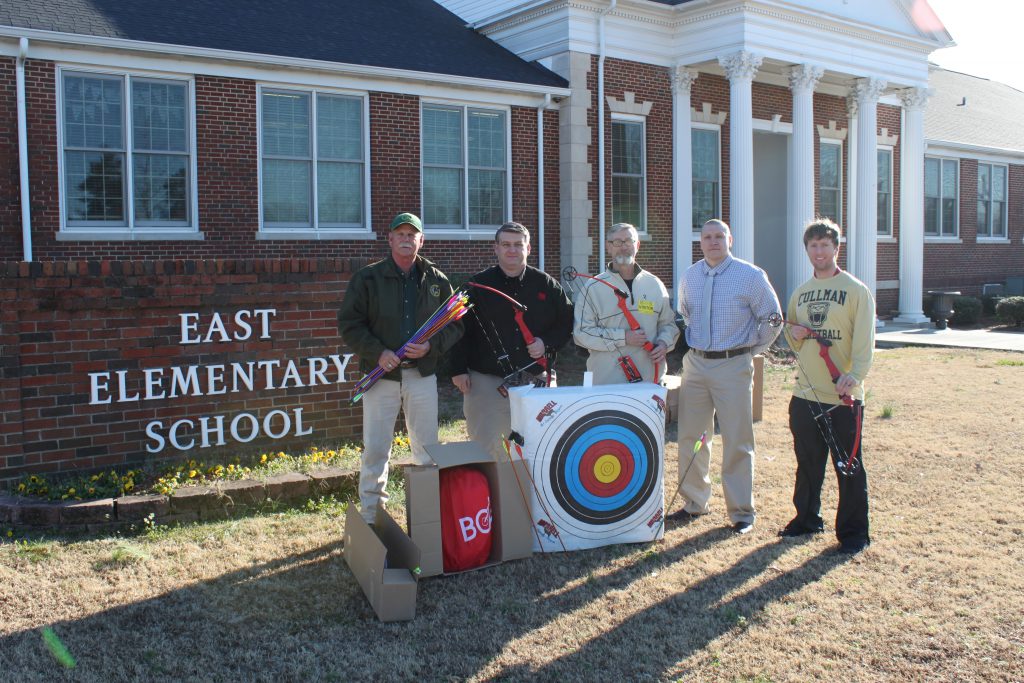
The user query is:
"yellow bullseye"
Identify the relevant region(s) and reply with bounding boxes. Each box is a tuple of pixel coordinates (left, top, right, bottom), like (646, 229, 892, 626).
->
(593, 454, 621, 483)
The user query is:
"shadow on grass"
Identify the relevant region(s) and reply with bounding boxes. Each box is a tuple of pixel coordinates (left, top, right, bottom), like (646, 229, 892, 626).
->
(0, 520, 845, 681)
(496, 537, 852, 681)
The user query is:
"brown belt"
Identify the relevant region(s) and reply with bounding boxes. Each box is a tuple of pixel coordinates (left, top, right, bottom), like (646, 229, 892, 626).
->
(690, 346, 751, 360)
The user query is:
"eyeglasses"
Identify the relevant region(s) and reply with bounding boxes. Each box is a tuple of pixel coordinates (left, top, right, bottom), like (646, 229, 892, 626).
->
(607, 239, 635, 248)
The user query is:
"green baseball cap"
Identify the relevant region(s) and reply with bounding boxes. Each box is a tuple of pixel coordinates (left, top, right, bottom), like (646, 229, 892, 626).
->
(389, 212, 423, 232)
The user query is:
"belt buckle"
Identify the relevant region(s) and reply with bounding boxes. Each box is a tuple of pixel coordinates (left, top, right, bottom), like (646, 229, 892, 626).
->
(399, 360, 416, 369)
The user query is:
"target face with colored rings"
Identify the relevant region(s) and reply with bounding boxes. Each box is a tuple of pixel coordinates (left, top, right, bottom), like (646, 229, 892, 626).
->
(521, 390, 665, 544)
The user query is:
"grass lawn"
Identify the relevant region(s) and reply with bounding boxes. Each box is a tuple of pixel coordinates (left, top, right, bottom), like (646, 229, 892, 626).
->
(1, 346, 1022, 682)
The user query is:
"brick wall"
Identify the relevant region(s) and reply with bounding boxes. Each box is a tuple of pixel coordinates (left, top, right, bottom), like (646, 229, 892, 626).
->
(0, 61, 560, 281)
(601, 57, 675, 284)
(922, 159, 1024, 297)
(0, 259, 361, 487)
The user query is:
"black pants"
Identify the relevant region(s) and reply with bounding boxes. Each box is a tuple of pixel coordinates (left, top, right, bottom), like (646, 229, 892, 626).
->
(788, 396, 870, 544)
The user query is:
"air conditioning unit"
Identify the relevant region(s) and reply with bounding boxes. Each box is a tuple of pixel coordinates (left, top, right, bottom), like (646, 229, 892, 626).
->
(982, 283, 1004, 296)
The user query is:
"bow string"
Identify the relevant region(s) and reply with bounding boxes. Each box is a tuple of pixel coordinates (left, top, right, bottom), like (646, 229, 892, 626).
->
(765, 313, 863, 476)
(562, 266, 661, 383)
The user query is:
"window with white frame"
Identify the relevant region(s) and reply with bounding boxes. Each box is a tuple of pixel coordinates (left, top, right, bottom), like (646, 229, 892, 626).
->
(260, 89, 365, 230)
(977, 162, 1008, 238)
(61, 71, 193, 230)
(421, 104, 507, 230)
(692, 127, 720, 231)
(611, 117, 645, 230)
(819, 141, 842, 223)
(877, 148, 893, 236)
(924, 157, 958, 237)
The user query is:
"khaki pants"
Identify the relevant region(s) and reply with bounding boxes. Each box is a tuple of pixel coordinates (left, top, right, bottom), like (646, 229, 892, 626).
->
(676, 352, 756, 525)
(359, 369, 438, 523)
(462, 370, 512, 460)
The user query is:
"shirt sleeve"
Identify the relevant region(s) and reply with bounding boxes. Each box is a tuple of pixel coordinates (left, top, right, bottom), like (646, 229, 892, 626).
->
(848, 284, 876, 385)
(573, 281, 625, 352)
(654, 278, 680, 350)
(750, 268, 782, 355)
(338, 269, 387, 362)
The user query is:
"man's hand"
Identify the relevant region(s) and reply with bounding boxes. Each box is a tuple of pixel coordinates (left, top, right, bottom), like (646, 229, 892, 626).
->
(648, 341, 667, 365)
(452, 373, 471, 394)
(790, 325, 810, 341)
(378, 350, 401, 372)
(835, 373, 857, 397)
(526, 337, 545, 359)
(625, 329, 649, 347)
(403, 340, 431, 359)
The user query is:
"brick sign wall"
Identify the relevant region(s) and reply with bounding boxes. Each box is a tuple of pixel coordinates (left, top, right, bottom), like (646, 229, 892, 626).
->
(0, 258, 363, 488)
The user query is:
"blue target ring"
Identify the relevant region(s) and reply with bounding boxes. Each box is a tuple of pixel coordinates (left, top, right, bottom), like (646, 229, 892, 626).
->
(562, 425, 648, 511)
(549, 410, 659, 525)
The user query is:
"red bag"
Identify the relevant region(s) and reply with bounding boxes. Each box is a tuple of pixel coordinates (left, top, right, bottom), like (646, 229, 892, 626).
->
(439, 465, 493, 572)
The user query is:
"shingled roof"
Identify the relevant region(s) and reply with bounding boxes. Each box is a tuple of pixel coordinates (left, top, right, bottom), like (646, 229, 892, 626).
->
(0, 0, 567, 88)
(925, 66, 1024, 155)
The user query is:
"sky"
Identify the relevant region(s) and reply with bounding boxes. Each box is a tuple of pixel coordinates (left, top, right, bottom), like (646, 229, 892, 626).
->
(925, 0, 1024, 92)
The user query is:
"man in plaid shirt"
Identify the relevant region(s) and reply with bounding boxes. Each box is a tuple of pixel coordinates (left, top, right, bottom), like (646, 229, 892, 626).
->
(670, 219, 781, 534)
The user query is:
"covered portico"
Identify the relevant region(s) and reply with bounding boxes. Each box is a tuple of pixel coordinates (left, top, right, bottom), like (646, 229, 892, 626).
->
(451, 0, 953, 320)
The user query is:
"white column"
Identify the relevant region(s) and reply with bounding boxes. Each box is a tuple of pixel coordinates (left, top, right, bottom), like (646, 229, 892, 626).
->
(671, 67, 698, 300)
(788, 64, 824, 294)
(845, 95, 858, 275)
(894, 87, 931, 323)
(719, 51, 762, 262)
(852, 77, 887, 299)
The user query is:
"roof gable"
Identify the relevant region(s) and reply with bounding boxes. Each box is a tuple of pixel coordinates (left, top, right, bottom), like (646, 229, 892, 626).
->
(0, 0, 567, 88)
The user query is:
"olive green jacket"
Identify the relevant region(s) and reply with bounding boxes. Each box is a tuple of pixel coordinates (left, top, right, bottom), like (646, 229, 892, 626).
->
(338, 255, 462, 378)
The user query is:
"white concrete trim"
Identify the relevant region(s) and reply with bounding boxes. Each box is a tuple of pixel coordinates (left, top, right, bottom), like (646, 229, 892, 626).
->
(878, 127, 899, 146)
(421, 230, 499, 241)
(56, 230, 206, 241)
(256, 230, 377, 241)
(817, 120, 848, 141)
(925, 141, 1024, 165)
(692, 102, 727, 125)
(606, 91, 652, 116)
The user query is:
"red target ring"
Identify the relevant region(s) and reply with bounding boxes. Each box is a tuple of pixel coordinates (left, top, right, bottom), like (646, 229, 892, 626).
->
(578, 440, 634, 497)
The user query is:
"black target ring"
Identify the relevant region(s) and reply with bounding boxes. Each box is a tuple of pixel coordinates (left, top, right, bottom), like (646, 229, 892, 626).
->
(548, 409, 659, 526)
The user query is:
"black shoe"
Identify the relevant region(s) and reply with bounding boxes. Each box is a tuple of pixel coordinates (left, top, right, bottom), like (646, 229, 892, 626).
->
(778, 523, 824, 538)
(666, 509, 701, 523)
(839, 539, 869, 554)
(732, 521, 753, 535)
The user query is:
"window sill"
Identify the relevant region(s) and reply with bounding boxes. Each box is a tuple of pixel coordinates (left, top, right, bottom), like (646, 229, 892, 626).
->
(424, 230, 497, 241)
(877, 236, 897, 244)
(924, 237, 962, 244)
(257, 230, 376, 241)
(57, 229, 204, 241)
(976, 237, 1010, 244)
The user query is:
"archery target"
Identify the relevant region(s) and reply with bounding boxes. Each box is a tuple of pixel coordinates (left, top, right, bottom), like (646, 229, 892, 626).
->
(509, 384, 667, 551)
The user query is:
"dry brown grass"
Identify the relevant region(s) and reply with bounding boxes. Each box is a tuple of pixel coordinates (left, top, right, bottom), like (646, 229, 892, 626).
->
(1, 347, 1022, 682)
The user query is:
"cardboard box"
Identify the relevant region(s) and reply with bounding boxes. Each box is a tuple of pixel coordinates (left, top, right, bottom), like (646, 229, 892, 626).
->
(405, 441, 533, 578)
(344, 509, 420, 622)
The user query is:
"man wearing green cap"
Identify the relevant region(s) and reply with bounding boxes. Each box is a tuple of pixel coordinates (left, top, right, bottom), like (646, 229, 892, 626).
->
(339, 212, 462, 524)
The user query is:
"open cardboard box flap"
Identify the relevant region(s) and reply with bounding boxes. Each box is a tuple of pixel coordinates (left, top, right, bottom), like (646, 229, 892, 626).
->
(344, 510, 420, 622)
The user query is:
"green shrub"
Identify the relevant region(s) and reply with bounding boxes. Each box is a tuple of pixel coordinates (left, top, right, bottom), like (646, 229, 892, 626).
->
(982, 295, 1005, 316)
(996, 296, 1024, 327)
(949, 296, 982, 327)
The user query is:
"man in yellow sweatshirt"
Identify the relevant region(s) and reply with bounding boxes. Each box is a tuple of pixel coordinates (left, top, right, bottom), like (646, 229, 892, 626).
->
(781, 218, 874, 554)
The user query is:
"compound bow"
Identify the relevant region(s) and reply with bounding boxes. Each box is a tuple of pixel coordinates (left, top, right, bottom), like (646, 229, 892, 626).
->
(465, 281, 551, 387)
(765, 312, 863, 476)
